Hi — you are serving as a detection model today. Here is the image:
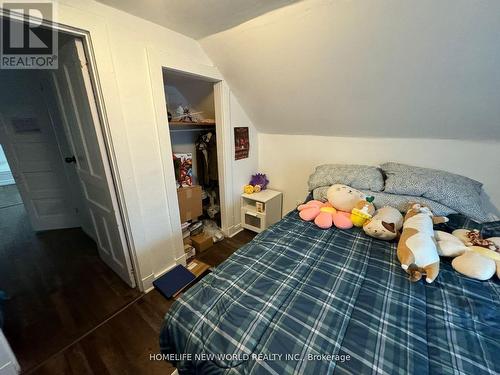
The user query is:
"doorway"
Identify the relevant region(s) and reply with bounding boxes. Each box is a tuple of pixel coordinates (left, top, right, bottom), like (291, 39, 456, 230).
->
(0, 25, 139, 372)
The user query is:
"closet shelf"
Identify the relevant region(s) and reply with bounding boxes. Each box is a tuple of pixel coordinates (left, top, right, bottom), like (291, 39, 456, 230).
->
(169, 121, 216, 132)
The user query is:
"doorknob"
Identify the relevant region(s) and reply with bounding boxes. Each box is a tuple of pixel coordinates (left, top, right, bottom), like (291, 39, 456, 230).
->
(65, 156, 77, 164)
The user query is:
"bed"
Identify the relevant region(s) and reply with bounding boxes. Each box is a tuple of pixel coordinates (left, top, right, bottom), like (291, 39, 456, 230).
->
(160, 210, 500, 374)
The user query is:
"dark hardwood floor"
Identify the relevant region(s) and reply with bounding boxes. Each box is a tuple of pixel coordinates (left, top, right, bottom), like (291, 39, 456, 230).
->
(29, 290, 176, 375)
(196, 229, 256, 267)
(22, 226, 255, 374)
(0, 195, 142, 373)
(0, 184, 22, 208)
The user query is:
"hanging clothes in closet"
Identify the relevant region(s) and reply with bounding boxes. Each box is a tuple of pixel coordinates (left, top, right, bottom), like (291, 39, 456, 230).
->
(196, 131, 218, 188)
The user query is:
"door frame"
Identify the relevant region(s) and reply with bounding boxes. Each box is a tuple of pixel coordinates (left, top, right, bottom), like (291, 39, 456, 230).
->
(146, 48, 235, 267)
(0, 10, 140, 288)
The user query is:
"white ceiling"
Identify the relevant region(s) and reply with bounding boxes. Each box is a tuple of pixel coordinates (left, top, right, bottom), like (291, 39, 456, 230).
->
(96, 0, 299, 39)
(201, 0, 500, 140)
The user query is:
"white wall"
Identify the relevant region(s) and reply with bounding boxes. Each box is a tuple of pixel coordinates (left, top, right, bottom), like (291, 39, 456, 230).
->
(43, 0, 258, 289)
(200, 0, 500, 223)
(230, 93, 259, 230)
(201, 0, 500, 141)
(258, 134, 500, 216)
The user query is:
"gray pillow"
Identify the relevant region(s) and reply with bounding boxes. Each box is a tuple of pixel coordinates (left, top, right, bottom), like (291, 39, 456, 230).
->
(312, 187, 458, 217)
(308, 164, 384, 192)
(381, 162, 486, 221)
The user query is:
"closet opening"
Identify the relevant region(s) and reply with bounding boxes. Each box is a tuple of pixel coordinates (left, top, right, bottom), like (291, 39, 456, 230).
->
(162, 68, 224, 262)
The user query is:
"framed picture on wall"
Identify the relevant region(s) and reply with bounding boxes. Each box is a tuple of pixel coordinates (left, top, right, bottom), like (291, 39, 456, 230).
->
(234, 127, 249, 160)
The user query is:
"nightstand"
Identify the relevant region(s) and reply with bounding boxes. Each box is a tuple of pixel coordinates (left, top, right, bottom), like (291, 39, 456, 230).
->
(241, 189, 283, 233)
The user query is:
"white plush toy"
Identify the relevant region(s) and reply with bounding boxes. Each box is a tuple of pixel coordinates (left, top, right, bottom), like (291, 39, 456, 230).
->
(326, 184, 366, 212)
(363, 206, 404, 241)
(435, 228, 500, 280)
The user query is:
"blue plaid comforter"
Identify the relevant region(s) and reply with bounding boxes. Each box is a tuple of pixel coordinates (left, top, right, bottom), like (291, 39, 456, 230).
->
(160, 212, 500, 374)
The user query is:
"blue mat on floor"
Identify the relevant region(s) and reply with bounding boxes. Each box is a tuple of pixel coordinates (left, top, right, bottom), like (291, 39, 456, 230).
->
(153, 265, 196, 299)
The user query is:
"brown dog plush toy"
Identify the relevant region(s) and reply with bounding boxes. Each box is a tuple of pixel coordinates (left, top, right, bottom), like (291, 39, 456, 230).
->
(397, 203, 448, 283)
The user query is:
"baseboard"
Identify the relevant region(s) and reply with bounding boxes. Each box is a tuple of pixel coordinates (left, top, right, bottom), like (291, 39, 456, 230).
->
(141, 273, 156, 293)
(229, 226, 243, 238)
(224, 222, 243, 238)
(175, 253, 187, 266)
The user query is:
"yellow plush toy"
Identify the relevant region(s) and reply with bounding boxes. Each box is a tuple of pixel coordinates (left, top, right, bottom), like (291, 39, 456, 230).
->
(350, 196, 375, 227)
(243, 185, 254, 194)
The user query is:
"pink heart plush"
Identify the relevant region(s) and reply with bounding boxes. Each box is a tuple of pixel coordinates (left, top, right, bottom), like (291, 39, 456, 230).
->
(333, 211, 354, 229)
(299, 206, 321, 221)
(315, 210, 335, 229)
(298, 200, 323, 211)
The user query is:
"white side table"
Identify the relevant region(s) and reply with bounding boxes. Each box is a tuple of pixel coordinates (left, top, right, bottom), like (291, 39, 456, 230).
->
(241, 189, 282, 233)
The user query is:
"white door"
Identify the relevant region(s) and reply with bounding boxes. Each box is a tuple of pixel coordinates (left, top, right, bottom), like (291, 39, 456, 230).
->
(41, 75, 93, 238)
(0, 330, 20, 375)
(0, 70, 80, 231)
(49, 38, 136, 287)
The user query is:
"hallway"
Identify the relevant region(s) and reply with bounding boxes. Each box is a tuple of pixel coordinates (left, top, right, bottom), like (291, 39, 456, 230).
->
(0, 188, 141, 372)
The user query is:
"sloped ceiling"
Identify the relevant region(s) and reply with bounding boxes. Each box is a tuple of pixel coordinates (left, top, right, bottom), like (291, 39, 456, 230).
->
(200, 0, 500, 140)
(96, 0, 300, 39)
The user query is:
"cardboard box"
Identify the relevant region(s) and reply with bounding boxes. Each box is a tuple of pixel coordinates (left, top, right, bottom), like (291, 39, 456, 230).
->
(177, 185, 202, 223)
(191, 232, 213, 253)
(186, 260, 211, 278)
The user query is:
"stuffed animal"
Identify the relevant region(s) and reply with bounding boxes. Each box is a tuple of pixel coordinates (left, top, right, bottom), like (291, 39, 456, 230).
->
(298, 200, 353, 229)
(397, 203, 448, 283)
(243, 185, 254, 194)
(452, 229, 499, 250)
(326, 184, 366, 212)
(350, 196, 376, 227)
(435, 229, 500, 280)
(243, 174, 269, 194)
(332, 211, 353, 229)
(433, 230, 469, 257)
(325, 184, 368, 228)
(249, 173, 269, 190)
(363, 206, 404, 241)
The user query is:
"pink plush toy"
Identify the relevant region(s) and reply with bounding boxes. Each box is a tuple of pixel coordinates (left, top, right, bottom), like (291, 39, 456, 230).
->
(298, 200, 353, 229)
